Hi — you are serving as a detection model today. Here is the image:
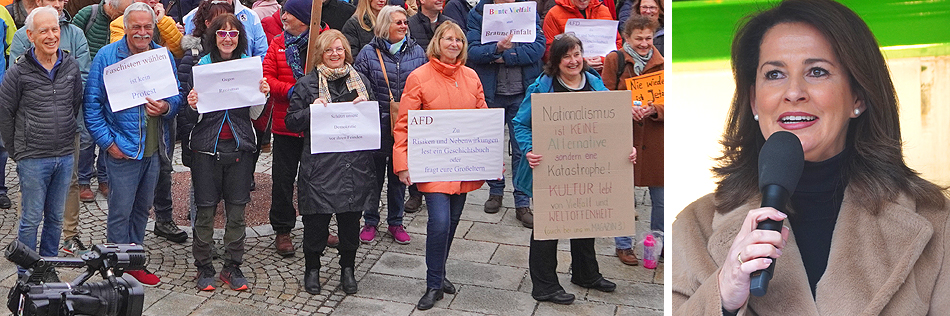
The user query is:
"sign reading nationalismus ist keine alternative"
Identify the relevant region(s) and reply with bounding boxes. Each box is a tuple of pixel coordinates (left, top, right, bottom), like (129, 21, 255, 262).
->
(531, 91, 635, 240)
(408, 109, 505, 183)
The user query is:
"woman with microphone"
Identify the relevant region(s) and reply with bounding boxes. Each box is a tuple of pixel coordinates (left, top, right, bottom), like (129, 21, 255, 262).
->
(672, 0, 950, 314)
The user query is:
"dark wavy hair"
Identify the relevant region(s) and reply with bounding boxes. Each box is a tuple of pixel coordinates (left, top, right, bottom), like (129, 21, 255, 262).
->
(713, 0, 945, 214)
(202, 13, 247, 62)
(542, 33, 588, 78)
(192, 0, 234, 38)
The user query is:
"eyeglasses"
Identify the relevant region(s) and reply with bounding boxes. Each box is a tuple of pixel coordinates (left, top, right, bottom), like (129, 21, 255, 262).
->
(440, 36, 464, 44)
(324, 47, 346, 54)
(554, 31, 576, 40)
(216, 30, 239, 38)
(210, 0, 228, 4)
(393, 20, 408, 26)
(640, 5, 659, 12)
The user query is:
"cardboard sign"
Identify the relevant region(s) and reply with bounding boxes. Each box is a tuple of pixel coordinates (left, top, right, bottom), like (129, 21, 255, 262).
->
(103, 47, 178, 112)
(625, 70, 664, 107)
(192, 57, 267, 113)
(530, 91, 635, 240)
(563, 18, 619, 57)
(408, 109, 505, 182)
(309, 101, 382, 154)
(481, 1, 537, 43)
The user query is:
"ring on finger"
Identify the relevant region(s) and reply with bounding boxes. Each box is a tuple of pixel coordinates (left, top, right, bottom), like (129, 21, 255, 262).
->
(737, 252, 744, 265)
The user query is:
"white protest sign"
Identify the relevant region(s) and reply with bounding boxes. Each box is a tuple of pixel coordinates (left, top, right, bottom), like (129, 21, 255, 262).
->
(192, 56, 267, 113)
(408, 109, 504, 182)
(481, 1, 537, 43)
(309, 101, 382, 154)
(103, 47, 178, 112)
(563, 18, 619, 57)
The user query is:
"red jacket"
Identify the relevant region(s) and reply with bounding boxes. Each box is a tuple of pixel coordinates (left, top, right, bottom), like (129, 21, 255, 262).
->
(542, 0, 621, 60)
(262, 10, 282, 46)
(263, 33, 303, 137)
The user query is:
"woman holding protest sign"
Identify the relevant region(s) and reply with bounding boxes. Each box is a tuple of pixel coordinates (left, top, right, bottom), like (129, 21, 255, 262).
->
(511, 33, 636, 305)
(284, 30, 376, 296)
(392, 21, 488, 310)
(600, 14, 663, 266)
(184, 13, 270, 292)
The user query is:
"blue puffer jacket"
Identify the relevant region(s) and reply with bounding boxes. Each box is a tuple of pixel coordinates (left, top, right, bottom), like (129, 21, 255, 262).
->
(353, 36, 426, 127)
(182, 1, 267, 57)
(467, 0, 544, 105)
(83, 38, 182, 160)
(443, 0, 473, 30)
(511, 71, 607, 196)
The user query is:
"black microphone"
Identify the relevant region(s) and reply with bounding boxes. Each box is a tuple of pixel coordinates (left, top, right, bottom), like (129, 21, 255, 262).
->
(749, 131, 803, 297)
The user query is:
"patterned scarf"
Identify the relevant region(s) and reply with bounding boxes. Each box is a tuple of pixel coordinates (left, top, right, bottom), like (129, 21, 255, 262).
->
(316, 63, 370, 102)
(285, 30, 310, 79)
(623, 42, 653, 76)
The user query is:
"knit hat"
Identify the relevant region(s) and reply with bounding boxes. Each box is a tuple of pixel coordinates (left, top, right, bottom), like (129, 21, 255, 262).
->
(283, 0, 312, 24)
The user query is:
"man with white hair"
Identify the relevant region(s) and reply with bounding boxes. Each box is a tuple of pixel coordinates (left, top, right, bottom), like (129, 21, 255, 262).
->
(0, 6, 83, 277)
(83, 2, 181, 286)
(9, 0, 90, 78)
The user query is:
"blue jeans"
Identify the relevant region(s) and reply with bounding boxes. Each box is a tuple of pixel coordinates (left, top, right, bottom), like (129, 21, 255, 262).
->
(16, 155, 73, 261)
(105, 153, 160, 244)
(423, 192, 466, 289)
(614, 186, 664, 249)
(366, 129, 405, 227)
(77, 120, 108, 185)
(486, 93, 530, 208)
(0, 137, 8, 195)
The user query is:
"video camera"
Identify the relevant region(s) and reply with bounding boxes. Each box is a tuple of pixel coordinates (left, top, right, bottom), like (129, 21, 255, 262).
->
(5, 241, 147, 316)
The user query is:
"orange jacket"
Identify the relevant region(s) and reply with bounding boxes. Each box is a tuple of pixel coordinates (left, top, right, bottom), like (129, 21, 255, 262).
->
(393, 58, 488, 195)
(542, 0, 621, 60)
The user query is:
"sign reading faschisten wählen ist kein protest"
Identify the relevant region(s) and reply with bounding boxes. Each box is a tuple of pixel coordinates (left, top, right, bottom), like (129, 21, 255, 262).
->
(408, 109, 504, 183)
(103, 47, 179, 112)
(531, 91, 634, 240)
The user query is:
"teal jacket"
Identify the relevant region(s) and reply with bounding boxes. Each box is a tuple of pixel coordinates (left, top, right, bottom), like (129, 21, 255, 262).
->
(9, 14, 90, 81)
(511, 71, 608, 196)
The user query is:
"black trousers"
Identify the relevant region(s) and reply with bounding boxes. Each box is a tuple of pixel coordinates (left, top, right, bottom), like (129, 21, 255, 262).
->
(303, 211, 360, 271)
(528, 235, 602, 297)
(270, 134, 304, 234)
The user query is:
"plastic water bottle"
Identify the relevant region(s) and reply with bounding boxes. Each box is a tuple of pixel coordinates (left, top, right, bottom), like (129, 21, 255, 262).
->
(643, 234, 658, 269)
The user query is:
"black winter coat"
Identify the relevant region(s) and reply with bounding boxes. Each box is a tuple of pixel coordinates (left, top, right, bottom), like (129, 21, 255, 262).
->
(284, 70, 378, 215)
(408, 12, 457, 50)
(352, 36, 426, 130)
(341, 15, 375, 56)
(0, 51, 83, 161)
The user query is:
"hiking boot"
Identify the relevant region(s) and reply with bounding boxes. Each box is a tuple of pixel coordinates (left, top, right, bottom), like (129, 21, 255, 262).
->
(327, 234, 340, 248)
(219, 263, 249, 291)
(61, 236, 90, 257)
(359, 225, 377, 243)
(275, 233, 294, 257)
(483, 195, 503, 214)
(388, 225, 411, 244)
(79, 185, 95, 202)
(404, 194, 423, 213)
(616, 248, 639, 266)
(0, 193, 10, 209)
(98, 182, 110, 198)
(195, 264, 216, 291)
(126, 269, 161, 286)
(154, 220, 188, 243)
(516, 207, 534, 228)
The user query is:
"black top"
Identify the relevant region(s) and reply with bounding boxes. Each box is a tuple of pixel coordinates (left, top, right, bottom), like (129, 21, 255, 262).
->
(788, 149, 848, 298)
(552, 75, 592, 92)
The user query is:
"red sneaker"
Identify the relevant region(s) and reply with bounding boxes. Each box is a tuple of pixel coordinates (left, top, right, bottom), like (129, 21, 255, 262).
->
(126, 269, 161, 286)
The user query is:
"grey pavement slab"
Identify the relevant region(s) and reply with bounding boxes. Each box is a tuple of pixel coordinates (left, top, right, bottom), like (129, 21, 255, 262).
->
(143, 291, 207, 316)
(448, 285, 538, 316)
(410, 307, 488, 316)
(389, 235, 498, 264)
(370, 252, 427, 279)
(189, 298, 295, 316)
(489, 244, 530, 268)
(443, 258, 526, 291)
(586, 279, 664, 310)
(332, 296, 416, 316)
(464, 222, 532, 246)
(351, 273, 430, 305)
(596, 254, 657, 283)
(535, 300, 619, 316)
(616, 305, 665, 316)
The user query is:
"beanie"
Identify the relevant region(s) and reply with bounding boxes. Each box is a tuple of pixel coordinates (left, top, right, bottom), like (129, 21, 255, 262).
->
(283, 0, 312, 24)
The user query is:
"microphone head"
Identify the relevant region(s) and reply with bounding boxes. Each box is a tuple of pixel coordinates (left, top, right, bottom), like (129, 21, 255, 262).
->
(758, 131, 805, 193)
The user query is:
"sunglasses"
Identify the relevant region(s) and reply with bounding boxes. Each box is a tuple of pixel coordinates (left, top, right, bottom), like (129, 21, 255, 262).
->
(216, 30, 240, 38)
(393, 20, 408, 26)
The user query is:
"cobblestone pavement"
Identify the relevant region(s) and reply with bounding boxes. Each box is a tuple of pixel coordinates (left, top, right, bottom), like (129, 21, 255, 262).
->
(0, 142, 663, 316)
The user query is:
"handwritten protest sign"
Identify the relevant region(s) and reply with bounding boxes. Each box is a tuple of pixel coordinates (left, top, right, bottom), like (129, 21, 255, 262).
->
(531, 91, 634, 240)
(625, 70, 664, 107)
(309, 101, 381, 154)
(563, 18, 619, 57)
(103, 47, 178, 112)
(408, 109, 504, 182)
(193, 57, 267, 113)
(481, 1, 537, 43)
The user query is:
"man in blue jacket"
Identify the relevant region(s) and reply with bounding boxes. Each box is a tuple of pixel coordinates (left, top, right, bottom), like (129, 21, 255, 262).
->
(467, 0, 544, 228)
(84, 3, 181, 286)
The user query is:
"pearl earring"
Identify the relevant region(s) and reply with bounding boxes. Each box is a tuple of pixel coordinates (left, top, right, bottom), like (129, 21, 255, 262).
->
(754, 114, 759, 121)
(854, 109, 861, 115)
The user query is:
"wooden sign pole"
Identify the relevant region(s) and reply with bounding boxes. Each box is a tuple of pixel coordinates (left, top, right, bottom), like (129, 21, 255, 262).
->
(304, 0, 323, 74)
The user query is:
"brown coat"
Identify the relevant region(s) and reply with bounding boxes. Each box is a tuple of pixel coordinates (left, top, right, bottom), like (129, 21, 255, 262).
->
(672, 190, 950, 315)
(602, 47, 663, 186)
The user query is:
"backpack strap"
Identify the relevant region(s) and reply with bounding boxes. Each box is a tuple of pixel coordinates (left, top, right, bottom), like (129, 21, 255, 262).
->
(84, 4, 99, 34)
(613, 50, 625, 90)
